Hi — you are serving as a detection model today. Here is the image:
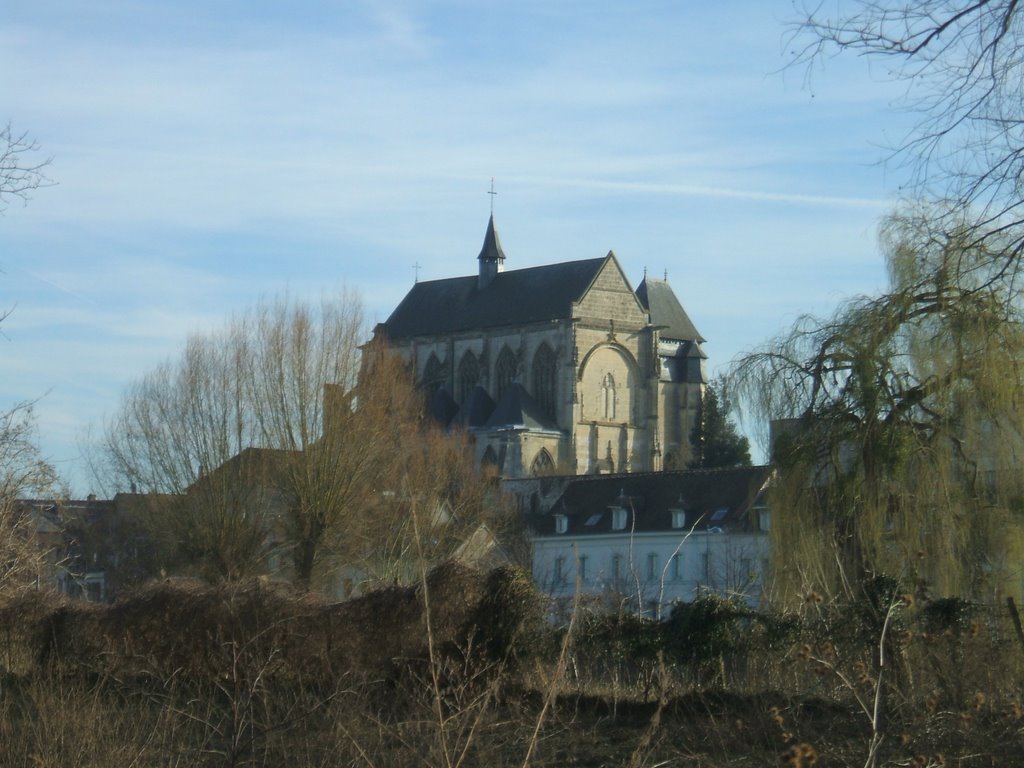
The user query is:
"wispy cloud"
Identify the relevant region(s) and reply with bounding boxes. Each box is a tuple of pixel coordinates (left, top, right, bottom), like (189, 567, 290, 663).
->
(0, 0, 906, 491)
(501, 175, 888, 209)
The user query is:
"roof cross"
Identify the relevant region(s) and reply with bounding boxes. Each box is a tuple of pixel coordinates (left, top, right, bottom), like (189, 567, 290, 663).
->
(488, 177, 497, 214)
(413, 261, 421, 283)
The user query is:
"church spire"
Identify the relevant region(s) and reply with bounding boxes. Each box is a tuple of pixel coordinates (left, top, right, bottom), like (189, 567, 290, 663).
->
(477, 213, 506, 289)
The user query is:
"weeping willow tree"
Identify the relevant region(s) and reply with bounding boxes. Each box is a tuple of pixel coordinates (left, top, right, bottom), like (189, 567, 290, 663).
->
(732, 209, 1024, 604)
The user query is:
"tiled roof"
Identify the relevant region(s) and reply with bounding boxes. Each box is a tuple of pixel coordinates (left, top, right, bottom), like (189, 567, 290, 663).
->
(381, 256, 608, 339)
(529, 465, 770, 536)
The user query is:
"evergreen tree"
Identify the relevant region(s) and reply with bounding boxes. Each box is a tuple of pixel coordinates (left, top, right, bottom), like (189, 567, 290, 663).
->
(688, 379, 751, 469)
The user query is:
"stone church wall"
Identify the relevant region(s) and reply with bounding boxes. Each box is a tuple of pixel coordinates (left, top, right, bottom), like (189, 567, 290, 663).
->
(573, 261, 647, 329)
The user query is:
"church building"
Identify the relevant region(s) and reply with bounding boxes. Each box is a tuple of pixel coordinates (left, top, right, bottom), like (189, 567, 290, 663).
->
(373, 215, 707, 478)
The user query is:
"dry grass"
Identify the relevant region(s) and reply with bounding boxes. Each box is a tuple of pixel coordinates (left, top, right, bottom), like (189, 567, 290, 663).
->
(1, 569, 1022, 767)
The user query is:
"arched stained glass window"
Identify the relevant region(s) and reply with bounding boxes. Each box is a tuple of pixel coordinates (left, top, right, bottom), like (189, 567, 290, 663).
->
(422, 353, 444, 396)
(532, 343, 557, 421)
(495, 346, 517, 402)
(531, 448, 555, 476)
(456, 350, 480, 405)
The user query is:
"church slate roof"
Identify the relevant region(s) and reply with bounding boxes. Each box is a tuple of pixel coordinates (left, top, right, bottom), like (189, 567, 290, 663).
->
(635, 277, 705, 343)
(427, 387, 458, 426)
(452, 384, 496, 428)
(381, 256, 608, 340)
(476, 214, 507, 264)
(483, 382, 557, 431)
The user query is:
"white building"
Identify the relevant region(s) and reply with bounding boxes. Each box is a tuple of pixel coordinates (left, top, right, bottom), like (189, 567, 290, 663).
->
(528, 466, 772, 616)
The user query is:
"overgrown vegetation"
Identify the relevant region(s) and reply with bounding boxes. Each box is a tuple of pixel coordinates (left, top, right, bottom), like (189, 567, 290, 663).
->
(8, 5, 1024, 764)
(1, 565, 1021, 767)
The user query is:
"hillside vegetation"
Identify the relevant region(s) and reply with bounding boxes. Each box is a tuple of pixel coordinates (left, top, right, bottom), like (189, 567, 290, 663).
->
(1, 565, 1022, 767)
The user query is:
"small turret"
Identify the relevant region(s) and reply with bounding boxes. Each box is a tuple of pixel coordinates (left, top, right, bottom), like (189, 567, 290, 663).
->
(477, 214, 506, 289)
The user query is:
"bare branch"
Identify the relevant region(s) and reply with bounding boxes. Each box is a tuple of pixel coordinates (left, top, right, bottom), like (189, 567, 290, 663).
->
(0, 123, 54, 212)
(789, 2, 1024, 275)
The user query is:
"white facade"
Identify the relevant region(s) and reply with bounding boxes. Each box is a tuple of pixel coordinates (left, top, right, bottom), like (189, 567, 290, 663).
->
(532, 528, 770, 618)
(525, 465, 774, 616)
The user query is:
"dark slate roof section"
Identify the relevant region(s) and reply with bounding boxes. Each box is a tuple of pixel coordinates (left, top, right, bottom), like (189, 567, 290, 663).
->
(683, 341, 707, 360)
(483, 382, 558, 431)
(529, 465, 771, 536)
(635, 277, 705, 343)
(427, 387, 458, 427)
(382, 257, 608, 339)
(452, 384, 496, 428)
(477, 214, 507, 263)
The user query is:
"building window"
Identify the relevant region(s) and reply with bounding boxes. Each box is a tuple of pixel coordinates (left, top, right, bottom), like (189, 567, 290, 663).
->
(646, 552, 658, 582)
(531, 449, 555, 476)
(602, 372, 616, 420)
(611, 553, 623, 586)
(671, 553, 681, 581)
(84, 574, 105, 603)
(578, 554, 588, 582)
(671, 509, 686, 529)
(422, 353, 445, 396)
(495, 346, 517, 402)
(457, 350, 480, 405)
(701, 551, 710, 582)
(554, 556, 567, 585)
(554, 512, 567, 534)
(611, 506, 627, 531)
(532, 343, 557, 421)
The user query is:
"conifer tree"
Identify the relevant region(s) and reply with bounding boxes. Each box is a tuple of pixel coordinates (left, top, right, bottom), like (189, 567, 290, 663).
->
(688, 378, 751, 469)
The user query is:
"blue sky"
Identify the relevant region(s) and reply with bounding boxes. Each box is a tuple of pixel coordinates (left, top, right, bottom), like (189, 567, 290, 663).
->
(1, 1, 910, 493)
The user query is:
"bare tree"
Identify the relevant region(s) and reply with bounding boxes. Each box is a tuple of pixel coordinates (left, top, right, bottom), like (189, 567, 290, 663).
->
(99, 326, 276, 580)
(243, 305, 415, 590)
(0, 123, 58, 591)
(348, 410, 515, 590)
(789, 2, 1024, 279)
(99, 292, 512, 589)
(0, 401, 60, 594)
(1, 123, 53, 213)
(283, 338, 515, 592)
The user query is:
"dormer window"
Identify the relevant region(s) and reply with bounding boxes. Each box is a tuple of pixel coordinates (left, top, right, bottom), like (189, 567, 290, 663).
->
(555, 513, 568, 534)
(671, 495, 688, 530)
(611, 507, 627, 531)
